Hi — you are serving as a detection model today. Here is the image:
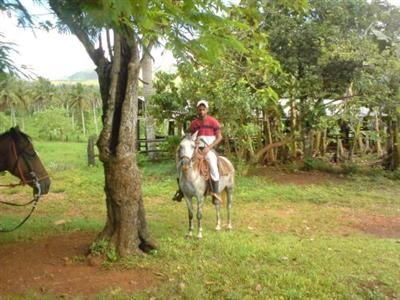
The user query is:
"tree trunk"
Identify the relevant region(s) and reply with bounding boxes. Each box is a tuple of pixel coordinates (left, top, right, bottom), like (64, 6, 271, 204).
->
(383, 116, 400, 170)
(142, 49, 157, 160)
(303, 129, 314, 160)
(263, 113, 275, 163)
(334, 137, 343, 163)
(93, 100, 99, 134)
(394, 117, 400, 170)
(320, 129, 327, 157)
(314, 131, 321, 156)
(289, 97, 297, 159)
(71, 113, 75, 129)
(81, 108, 86, 137)
(349, 123, 361, 162)
(94, 34, 155, 257)
(375, 113, 383, 156)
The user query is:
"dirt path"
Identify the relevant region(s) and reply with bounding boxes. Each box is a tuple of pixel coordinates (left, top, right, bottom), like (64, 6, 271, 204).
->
(0, 232, 155, 297)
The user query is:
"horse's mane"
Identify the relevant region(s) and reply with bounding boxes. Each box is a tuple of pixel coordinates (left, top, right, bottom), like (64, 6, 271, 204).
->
(0, 127, 32, 143)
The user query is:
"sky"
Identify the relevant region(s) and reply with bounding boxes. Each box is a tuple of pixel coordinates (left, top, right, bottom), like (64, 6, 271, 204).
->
(1, 0, 399, 80)
(0, 3, 176, 80)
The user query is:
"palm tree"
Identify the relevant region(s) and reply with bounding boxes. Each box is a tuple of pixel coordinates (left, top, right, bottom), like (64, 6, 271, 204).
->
(30, 77, 56, 112)
(142, 47, 157, 160)
(0, 76, 27, 126)
(69, 83, 89, 137)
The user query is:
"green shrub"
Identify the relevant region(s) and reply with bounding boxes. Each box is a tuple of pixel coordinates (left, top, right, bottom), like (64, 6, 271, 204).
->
(341, 162, 359, 175)
(160, 135, 181, 158)
(89, 239, 108, 256)
(384, 168, 400, 180)
(303, 158, 333, 172)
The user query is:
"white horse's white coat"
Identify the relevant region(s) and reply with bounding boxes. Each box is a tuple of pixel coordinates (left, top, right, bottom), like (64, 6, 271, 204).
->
(177, 133, 235, 239)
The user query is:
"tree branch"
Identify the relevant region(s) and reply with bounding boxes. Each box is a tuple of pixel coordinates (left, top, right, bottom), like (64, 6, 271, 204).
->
(48, 0, 107, 67)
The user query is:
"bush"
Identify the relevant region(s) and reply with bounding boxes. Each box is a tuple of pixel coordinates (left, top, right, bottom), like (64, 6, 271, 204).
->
(303, 158, 333, 172)
(160, 135, 181, 158)
(341, 162, 359, 175)
(384, 169, 400, 180)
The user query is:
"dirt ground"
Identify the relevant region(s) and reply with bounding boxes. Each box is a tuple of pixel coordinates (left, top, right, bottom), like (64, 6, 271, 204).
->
(343, 213, 400, 238)
(0, 232, 156, 298)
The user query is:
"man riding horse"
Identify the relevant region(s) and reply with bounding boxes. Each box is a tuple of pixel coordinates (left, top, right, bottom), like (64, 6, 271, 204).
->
(173, 100, 222, 203)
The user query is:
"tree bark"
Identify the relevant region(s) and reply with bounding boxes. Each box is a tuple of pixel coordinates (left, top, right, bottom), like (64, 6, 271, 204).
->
(289, 97, 298, 159)
(92, 99, 99, 135)
(314, 131, 321, 156)
(263, 112, 275, 163)
(394, 117, 400, 170)
(320, 129, 327, 157)
(375, 113, 383, 156)
(389, 117, 400, 170)
(80, 108, 86, 137)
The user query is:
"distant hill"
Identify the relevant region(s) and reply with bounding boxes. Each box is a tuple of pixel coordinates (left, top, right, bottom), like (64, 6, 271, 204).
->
(66, 70, 97, 81)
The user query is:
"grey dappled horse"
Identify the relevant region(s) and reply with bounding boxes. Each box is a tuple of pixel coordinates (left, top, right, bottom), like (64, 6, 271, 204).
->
(177, 132, 235, 239)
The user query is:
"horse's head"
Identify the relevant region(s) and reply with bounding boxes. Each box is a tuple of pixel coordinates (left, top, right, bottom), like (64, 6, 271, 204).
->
(0, 127, 51, 195)
(178, 131, 198, 170)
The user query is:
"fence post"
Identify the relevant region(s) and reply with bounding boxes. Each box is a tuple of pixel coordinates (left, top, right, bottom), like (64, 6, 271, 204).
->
(87, 135, 97, 167)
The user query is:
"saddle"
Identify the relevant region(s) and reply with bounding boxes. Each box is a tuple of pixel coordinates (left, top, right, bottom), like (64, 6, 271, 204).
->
(192, 150, 234, 181)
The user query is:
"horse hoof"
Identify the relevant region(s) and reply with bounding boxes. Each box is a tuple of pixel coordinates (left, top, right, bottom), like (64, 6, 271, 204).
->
(186, 232, 193, 238)
(227, 224, 233, 230)
(215, 225, 221, 231)
(197, 233, 203, 239)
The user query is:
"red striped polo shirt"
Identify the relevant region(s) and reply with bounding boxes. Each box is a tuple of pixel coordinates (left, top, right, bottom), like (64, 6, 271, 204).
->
(190, 116, 220, 136)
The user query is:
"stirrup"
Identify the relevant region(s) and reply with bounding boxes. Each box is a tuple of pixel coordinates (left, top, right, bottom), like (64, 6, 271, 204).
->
(172, 190, 183, 202)
(211, 192, 222, 204)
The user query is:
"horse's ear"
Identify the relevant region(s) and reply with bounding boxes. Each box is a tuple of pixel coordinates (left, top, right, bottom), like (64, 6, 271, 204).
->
(181, 128, 186, 137)
(191, 130, 199, 141)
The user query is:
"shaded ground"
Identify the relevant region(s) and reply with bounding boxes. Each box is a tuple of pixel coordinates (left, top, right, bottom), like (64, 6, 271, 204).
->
(0, 232, 155, 297)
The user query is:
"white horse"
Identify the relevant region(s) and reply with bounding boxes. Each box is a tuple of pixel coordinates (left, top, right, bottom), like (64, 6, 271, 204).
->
(177, 132, 235, 239)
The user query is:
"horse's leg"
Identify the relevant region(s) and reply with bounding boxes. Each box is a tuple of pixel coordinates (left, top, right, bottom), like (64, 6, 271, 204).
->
(185, 197, 194, 237)
(226, 187, 233, 230)
(214, 195, 222, 231)
(196, 196, 204, 239)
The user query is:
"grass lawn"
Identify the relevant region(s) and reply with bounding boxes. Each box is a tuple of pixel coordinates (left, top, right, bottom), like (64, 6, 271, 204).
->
(0, 141, 399, 299)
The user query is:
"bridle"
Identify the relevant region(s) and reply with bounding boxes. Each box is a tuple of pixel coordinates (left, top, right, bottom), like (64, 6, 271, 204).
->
(0, 136, 49, 233)
(179, 141, 199, 167)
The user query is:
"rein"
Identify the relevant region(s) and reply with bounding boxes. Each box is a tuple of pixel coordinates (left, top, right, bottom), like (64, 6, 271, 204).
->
(0, 172, 42, 233)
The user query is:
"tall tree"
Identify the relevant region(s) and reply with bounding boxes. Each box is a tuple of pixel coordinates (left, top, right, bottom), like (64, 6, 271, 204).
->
(142, 46, 157, 160)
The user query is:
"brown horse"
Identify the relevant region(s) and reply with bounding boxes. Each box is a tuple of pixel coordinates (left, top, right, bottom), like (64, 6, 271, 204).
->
(0, 127, 50, 195)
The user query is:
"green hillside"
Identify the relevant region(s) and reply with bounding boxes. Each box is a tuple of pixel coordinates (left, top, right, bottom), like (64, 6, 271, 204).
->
(67, 70, 97, 81)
